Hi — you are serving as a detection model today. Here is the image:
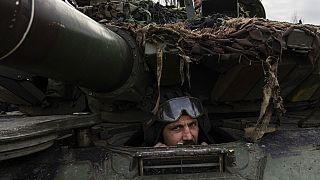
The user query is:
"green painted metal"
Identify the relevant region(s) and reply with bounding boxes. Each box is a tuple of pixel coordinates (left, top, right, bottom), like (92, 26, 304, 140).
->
(0, 0, 133, 92)
(54, 162, 94, 180)
(288, 73, 320, 102)
(145, 43, 182, 86)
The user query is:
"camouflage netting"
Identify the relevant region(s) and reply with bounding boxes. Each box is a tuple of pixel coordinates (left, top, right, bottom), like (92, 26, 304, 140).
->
(80, 0, 264, 24)
(135, 18, 320, 63)
(81, 1, 186, 24)
(91, 0, 320, 141)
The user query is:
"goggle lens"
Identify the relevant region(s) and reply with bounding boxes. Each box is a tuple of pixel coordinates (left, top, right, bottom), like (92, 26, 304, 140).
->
(158, 97, 204, 122)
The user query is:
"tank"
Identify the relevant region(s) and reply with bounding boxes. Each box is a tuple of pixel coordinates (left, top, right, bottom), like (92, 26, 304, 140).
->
(1, 0, 320, 179)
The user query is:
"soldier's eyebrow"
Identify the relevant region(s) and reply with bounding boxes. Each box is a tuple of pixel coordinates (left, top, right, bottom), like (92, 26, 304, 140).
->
(188, 120, 197, 125)
(166, 122, 181, 128)
(188, 119, 197, 123)
(167, 119, 197, 128)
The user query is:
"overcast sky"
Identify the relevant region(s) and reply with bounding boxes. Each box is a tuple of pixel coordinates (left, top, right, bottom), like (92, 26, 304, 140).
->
(261, 0, 320, 25)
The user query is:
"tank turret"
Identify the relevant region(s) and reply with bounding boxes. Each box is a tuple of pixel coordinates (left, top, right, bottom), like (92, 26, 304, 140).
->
(2, 1, 320, 179)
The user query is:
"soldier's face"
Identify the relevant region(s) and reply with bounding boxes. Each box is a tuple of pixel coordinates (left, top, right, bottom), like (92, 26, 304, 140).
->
(194, 0, 202, 8)
(162, 115, 199, 146)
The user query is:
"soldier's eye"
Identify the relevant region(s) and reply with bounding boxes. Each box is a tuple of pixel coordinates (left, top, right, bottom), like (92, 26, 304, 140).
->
(188, 122, 197, 128)
(171, 125, 183, 131)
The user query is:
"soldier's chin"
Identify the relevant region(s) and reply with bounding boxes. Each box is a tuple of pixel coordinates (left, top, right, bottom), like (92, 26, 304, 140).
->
(177, 141, 196, 146)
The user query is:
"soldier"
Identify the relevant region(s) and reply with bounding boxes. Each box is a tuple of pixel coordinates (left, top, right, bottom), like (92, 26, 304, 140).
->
(194, 0, 202, 15)
(143, 96, 215, 147)
(194, 0, 202, 10)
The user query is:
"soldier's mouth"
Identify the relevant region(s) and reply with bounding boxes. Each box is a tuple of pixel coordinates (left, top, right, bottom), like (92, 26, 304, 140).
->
(177, 140, 196, 146)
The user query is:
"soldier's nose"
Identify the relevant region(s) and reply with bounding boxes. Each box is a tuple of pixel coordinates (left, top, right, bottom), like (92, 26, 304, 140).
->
(182, 127, 193, 140)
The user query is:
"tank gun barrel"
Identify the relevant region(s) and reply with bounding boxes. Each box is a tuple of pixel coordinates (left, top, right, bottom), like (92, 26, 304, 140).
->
(0, 0, 134, 92)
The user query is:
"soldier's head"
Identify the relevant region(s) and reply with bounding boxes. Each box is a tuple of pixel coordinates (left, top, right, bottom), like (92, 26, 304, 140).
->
(194, 0, 202, 9)
(156, 96, 205, 146)
(144, 96, 215, 147)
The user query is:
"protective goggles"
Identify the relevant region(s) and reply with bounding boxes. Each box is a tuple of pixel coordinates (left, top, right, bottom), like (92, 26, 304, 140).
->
(157, 96, 204, 122)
